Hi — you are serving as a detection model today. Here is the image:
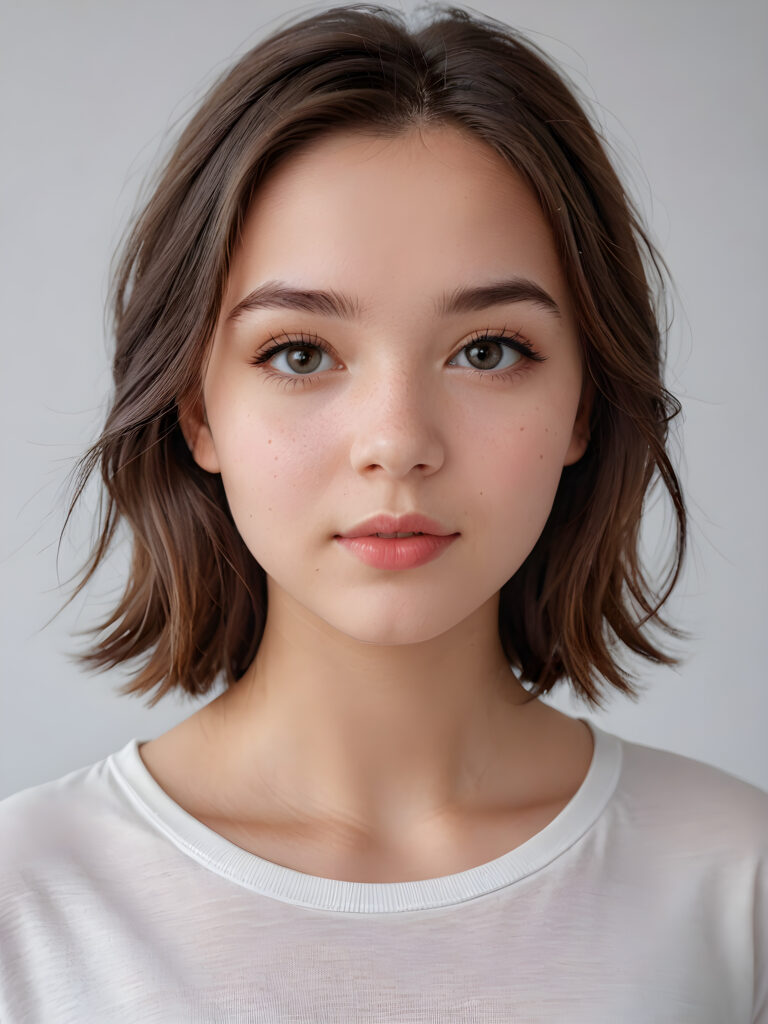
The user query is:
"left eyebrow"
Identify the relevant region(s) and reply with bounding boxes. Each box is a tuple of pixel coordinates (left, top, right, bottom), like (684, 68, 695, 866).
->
(225, 276, 562, 323)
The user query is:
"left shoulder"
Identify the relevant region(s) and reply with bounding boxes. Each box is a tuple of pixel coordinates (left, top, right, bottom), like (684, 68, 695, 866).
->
(614, 731, 768, 852)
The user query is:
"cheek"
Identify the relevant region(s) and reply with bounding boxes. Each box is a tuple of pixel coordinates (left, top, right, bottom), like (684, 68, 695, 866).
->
(475, 407, 575, 535)
(213, 406, 333, 560)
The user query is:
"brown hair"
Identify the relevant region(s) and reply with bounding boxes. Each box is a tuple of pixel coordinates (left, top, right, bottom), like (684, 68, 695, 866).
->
(64, 2, 688, 711)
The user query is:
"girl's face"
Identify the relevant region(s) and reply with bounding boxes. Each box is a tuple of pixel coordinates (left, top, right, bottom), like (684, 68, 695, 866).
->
(184, 126, 592, 646)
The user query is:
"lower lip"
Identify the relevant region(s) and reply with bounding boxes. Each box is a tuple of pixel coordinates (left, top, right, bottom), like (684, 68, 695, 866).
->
(334, 534, 458, 570)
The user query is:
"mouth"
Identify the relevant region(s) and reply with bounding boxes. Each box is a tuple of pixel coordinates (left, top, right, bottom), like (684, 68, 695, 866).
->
(334, 531, 458, 570)
(335, 513, 456, 539)
(333, 531, 431, 539)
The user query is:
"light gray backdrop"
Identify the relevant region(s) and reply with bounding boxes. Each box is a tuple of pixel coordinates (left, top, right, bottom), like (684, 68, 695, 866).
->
(1, 0, 766, 798)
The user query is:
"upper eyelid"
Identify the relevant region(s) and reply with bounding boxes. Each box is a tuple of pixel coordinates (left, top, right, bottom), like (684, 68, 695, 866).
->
(252, 329, 543, 365)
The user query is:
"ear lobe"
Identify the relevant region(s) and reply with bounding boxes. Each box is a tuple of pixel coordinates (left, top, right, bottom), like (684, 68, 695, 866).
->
(178, 396, 221, 474)
(563, 374, 595, 467)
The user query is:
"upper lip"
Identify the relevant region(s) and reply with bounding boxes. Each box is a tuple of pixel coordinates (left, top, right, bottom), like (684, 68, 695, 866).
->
(335, 513, 458, 538)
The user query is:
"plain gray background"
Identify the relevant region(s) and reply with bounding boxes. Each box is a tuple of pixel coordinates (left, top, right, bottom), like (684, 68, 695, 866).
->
(1, 0, 766, 799)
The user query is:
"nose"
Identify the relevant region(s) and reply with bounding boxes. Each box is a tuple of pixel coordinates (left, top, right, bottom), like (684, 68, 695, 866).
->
(347, 368, 445, 478)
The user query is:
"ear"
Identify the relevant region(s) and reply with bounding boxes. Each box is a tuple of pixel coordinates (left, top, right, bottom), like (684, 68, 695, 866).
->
(563, 373, 595, 467)
(178, 394, 221, 474)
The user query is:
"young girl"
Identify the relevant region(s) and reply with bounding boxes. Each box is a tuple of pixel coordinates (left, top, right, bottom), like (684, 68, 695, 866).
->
(2, 3, 765, 1021)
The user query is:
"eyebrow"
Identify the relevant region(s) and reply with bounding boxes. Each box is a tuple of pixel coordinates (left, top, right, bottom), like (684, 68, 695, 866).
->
(225, 276, 562, 323)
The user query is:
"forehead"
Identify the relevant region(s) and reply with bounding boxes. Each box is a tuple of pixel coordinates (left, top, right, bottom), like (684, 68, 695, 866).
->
(226, 126, 573, 326)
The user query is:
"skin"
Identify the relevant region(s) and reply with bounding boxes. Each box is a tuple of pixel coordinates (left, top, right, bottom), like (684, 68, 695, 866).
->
(140, 124, 596, 881)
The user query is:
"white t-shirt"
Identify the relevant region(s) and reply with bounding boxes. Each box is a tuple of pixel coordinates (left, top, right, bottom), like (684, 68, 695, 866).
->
(1, 717, 766, 1023)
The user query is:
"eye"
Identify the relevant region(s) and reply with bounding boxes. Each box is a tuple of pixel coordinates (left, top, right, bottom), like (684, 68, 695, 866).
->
(249, 327, 546, 388)
(250, 331, 335, 387)
(448, 329, 545, 378)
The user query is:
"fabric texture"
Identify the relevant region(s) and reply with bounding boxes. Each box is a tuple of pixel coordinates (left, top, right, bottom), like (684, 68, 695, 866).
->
(1, 717, 766, 1023)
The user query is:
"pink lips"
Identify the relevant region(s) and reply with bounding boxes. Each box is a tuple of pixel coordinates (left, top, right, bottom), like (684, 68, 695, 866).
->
(334, 533, 457, 570)
(337, 512, 454, 539)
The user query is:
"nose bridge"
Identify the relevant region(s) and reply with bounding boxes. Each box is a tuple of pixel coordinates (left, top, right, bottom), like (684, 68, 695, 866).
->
(370, 348, 425, 410)
(352, 333, 431, 413)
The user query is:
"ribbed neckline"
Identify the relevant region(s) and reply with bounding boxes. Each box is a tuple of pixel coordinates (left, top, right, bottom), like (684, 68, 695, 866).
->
(107, 717, 622, 914)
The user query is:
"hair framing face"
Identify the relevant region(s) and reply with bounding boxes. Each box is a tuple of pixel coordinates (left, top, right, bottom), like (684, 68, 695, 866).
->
(64, 3, 688, 710)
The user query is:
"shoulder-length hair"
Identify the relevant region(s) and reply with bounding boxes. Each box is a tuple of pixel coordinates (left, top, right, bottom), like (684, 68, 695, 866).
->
(65, 2, 688, 710)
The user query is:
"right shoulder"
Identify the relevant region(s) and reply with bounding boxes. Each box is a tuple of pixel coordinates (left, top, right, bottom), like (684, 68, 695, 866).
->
(0, 754, 118, 884)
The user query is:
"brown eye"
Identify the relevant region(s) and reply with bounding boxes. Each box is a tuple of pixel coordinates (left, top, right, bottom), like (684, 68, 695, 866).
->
(280, 345, 324, 374)
(448, 330, 546, 378)
(250, 335, 335, 377)
(464, 338, 512, 371)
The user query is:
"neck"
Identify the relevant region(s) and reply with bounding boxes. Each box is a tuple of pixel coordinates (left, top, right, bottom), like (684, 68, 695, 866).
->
(193, 584, 551, 841)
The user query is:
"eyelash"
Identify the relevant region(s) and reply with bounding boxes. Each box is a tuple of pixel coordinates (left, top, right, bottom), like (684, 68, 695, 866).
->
(248, 327, 546, 389)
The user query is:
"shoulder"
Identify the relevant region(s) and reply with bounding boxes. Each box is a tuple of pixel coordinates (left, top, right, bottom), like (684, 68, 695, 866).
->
(606, 734, 768, 1023)
(613, 730, 768, 854)
(0, 752, 122, 886)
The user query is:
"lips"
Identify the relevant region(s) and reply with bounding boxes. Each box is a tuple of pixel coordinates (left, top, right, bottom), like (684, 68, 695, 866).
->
(336, 512, 457, 539)
(335, 532, 458, 570)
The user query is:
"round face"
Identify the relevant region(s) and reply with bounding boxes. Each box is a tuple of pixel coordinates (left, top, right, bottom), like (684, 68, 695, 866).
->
(183, 126, 592, 647)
